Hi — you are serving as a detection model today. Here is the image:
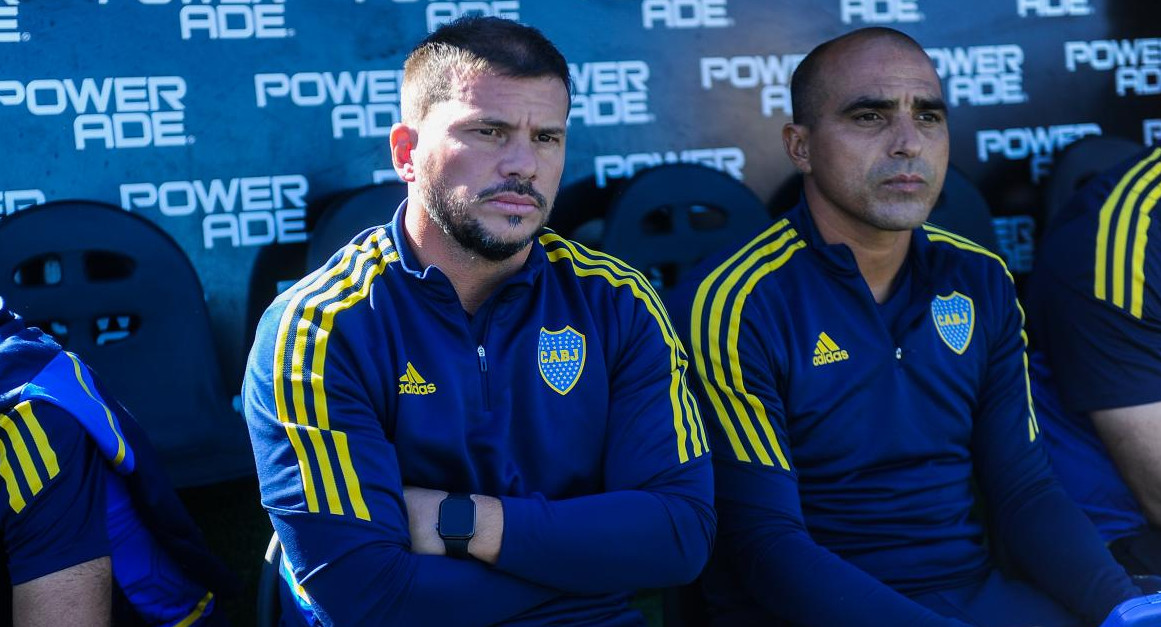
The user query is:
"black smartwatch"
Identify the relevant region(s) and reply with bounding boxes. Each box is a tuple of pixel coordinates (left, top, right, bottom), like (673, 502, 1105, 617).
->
(438, 493, 475, 559)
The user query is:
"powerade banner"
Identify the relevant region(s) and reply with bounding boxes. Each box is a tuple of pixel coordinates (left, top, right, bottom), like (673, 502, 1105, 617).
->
(0, 0, 1158, 387)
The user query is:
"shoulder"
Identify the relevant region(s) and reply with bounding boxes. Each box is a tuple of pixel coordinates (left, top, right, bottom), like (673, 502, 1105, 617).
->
(260, 228, 398, 340)
(677, 217, 808, 315)
(921, 223, 1014, 285)
(0, 399, 92, 517)
(538, 231, 662, 306)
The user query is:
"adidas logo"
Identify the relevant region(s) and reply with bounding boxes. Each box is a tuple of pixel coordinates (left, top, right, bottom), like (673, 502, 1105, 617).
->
(812, 332, 849, 367)
(398, 362, 437, 395)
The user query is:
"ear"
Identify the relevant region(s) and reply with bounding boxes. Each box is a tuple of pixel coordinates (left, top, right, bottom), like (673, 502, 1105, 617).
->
(390, 123, 419, 183)
(782, 123, 812, 175)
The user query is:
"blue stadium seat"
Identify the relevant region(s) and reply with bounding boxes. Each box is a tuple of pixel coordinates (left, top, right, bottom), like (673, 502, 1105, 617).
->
(0, 200, 254, 487)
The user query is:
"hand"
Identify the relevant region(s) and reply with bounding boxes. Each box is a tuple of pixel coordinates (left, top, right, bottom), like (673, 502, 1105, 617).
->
(403, 486, 448, 556)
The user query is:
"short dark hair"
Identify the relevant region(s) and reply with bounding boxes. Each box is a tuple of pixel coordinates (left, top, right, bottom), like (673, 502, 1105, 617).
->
(790, 27, 928, 126)
(401, 16, 571, 122)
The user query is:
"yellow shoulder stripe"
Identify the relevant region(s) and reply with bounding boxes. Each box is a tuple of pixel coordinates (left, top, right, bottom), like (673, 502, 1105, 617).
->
(0, 402, 61, 514)
(272, 228, 395, 520)
(690, 219, 802, 469)
(540, 233, 708, 463)
(1094, 147, 1161, 319)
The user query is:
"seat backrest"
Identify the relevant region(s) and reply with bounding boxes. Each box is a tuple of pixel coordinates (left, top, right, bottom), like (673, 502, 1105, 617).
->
(306, 183, 407, 270)
(1045, 135, 1144, 232)
(600, 164, 771, 297)
(0, 201, 254, 487)
(928, 164, 1001, 254)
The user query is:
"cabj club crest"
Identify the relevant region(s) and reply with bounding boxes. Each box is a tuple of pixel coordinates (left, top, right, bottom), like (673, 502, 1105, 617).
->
(931, 291, 975, 355)
(538, 326, 586, 395)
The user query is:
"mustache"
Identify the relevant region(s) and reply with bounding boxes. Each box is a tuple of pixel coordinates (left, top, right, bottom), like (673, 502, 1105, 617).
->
(475, 179, 548, 209)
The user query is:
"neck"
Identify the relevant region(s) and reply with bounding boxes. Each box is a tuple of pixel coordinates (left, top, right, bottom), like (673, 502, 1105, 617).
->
(403, 200, 530, 315)
(806, 197, 912, 304)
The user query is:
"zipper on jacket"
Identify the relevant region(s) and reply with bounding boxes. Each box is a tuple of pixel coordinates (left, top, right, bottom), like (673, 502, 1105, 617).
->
(477, 344, 490, 409)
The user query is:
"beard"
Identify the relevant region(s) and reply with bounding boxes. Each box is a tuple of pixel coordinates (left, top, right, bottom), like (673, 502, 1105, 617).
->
(422, 178, 550, 262)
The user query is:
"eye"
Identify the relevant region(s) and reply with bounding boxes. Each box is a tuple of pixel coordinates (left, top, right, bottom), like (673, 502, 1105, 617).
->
(853, 111, 883, 123)
(478, 128, 499, 137)
(536, 133, 561, 144)
(917, 111, 945, 124)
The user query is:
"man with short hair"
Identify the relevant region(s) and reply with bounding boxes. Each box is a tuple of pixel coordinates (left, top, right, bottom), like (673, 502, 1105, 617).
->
(244, 16, 714, 626)
(672, 27, 1141, 626)
(0, 299, 232, 626)
(1026, 146, 1161, 577)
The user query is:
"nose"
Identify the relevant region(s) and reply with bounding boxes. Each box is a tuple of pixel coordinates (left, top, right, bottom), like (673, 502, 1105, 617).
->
(890, 118, 923, 159)
(500, 137, 537, 180)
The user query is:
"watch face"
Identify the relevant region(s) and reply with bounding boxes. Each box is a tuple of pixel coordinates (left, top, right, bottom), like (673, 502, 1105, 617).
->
(439, 497, 475, 539)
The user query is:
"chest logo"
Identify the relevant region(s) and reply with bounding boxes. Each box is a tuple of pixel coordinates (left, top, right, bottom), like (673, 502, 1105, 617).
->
(932, 291, 975, 355)
(398, 362, 437, 395)
(812, 332, 849, 367)
(538, 326, 586, 395)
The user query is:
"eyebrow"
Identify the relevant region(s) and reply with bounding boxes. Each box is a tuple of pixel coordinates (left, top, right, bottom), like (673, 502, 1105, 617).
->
(472, 117, 566, 137)
(840, 95, 948, 115)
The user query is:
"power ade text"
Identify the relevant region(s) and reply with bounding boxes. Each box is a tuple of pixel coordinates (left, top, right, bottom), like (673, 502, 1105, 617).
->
(426, 2, 518, 32)
(642, 0, 732, 29)
(569, 61, 654, 126)
(254, 70, 402, 139)
(976, 123, 1101, 183)
(841, 0, 921, 24)
(594, 146, 744, 188)
(0, 0, 20, 44)
(699, 54, 804, 116)
(926, 45, 1026, 106)
(1065, 39, 1161, 96)
(0, 76, 187, 150)
(120, 175, 308, 249)
(1146, 119, 1161, 146)
(0, 189, 45, 216)
(1017, 0, 1091, 17)
(134, 0, 289, 40)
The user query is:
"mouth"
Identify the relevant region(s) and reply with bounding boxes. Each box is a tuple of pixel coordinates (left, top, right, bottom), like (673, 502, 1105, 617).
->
(482, 193, 543, 215)
(882, 174, 927, 193)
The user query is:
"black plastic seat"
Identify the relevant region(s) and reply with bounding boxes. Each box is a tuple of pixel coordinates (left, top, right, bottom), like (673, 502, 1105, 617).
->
(600, 164, 771, 297)
(306, 182, 407, 270)
(0, 200, 254, 487)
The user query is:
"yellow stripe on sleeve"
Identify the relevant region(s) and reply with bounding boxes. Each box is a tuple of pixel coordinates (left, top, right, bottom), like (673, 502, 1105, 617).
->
(0, 436, 26, 513)
(13, 402, 59, 480)
(1096, 149, 1161, 301)
(65, 353, 126, 467)
(1129, 172, 1161, 319)
(173, 592, 214, 627)
(541, 233, 708, 462)
(0, 412, 42, 495)
(690, 221, 800, 469)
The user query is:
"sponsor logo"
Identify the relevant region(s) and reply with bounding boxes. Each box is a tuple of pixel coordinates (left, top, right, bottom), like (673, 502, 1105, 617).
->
(1017, 0, 1092, 17)
(594, 146, 744, 188)
(569, 61, 654, 127)
(1064, 38, 1161, 96)
(122, 0, 291, 40)
(398, 362, 437, 395)
(0, 0, 25, 44)
(926, 44, 1026, 107)
(0, 188, 44, 217)
(0, 76, 189, 150)
(425, 2, 519, 32)
(932, 292, 975, 354)
(1145, 119, 1161, 146)
(840, 0, 922, 24)
(538, 326, 586, 395)
(699, 53, 804, 117)
(642, 0, 732, 29)
(993, 215, 1035, 274)
(254, 70, 403, 139)
(811, 332, 849, 367)
(119, 174, 308, 249)
(976, 123, 1101, 183)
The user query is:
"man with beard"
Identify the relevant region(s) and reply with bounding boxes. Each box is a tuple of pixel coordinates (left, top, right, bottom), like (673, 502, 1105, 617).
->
(243, 16, 714, 626)
(670, 27, 1141, 626)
